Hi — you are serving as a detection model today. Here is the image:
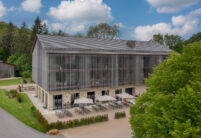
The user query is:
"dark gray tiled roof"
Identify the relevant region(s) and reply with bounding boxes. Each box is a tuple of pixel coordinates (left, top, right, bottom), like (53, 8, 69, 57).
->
(37, 34, 171, 53)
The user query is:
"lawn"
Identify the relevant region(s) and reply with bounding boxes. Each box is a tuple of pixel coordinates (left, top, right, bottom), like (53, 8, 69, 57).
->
(0, 78, 22, 86)
(0, 89, 45, 132)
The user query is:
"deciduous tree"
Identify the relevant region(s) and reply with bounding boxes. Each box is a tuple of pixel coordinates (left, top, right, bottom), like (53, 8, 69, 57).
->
(15, 22, 32, 56)
(151, 33, 183, 53)
(87, 23, 120, 39)
(130, 41, 201, 137)
(185, 32, 201, 44)
(1, 22, 16, 57)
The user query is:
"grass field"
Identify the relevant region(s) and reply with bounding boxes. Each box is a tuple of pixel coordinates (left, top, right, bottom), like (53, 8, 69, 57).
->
(0, 78, 22, 86)
(0, 90, 45, 132)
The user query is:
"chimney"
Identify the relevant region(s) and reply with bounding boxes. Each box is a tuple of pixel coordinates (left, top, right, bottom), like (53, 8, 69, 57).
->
(126, 41, 135, 48)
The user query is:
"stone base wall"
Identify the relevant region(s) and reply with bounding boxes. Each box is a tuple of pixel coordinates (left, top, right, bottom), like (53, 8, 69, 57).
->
(35, 84, 146, 110)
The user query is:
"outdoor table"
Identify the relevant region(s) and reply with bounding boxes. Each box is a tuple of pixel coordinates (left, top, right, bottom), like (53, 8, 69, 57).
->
(75, 108, 84, 115)
(92, 106, 99, 112)
(55, 111, 64, 118)
(97, 104, 107, 111)
(64, 109, 72, 117)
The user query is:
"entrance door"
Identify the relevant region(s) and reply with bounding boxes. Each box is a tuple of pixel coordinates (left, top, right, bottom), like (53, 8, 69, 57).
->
(125, 88, 133, 95)
(115, 89, 122, 95)
(87, 92, 95, 102)
(53, 95, 62, 110)
(71, 93, 80, 107)
(102, 90, 109, 96)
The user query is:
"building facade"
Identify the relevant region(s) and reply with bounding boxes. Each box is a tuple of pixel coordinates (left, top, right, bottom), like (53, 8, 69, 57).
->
(0, 62, 15, 78)
(32, 35, 170, 110)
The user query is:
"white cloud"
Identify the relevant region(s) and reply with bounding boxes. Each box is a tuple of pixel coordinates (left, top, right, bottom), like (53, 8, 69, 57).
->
(21, 0, 42, 13)
(48, 0, 113, 23)
(133, 8, 201, 41)
(146, 0, 200, 13)
(115, 22, 124, 28)
(48, 0, 113, 32)
(70, 24, 85, 32)
(0, 1, 6, 17)
(51, 23, 65, 31)
(42, 20, 48, 25)
(171, 15, 185, 26)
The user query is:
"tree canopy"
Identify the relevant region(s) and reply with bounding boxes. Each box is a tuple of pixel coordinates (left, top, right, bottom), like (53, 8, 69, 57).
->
(87, 23, 120, 39)
(130, 41, 201, 137)
(185, 32, 201, 44)
(151, 33, 183, 53)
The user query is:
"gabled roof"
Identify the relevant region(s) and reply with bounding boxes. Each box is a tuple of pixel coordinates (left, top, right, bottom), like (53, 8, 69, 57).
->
(35, 34, 171, 54)
(0, 62, 15, 67)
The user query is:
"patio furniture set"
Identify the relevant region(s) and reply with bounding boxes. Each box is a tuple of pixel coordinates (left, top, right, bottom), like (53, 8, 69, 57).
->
(55, 99, 133, 119)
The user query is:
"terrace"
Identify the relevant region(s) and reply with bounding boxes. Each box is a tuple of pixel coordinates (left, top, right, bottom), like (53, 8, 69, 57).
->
(27, 91, 134, 123)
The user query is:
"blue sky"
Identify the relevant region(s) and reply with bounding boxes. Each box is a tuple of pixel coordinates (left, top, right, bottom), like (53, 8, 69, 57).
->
(0, 0, 201, 40)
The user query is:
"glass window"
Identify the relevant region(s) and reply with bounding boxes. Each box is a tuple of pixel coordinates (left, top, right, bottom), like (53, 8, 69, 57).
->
(102, 90, 109, 95)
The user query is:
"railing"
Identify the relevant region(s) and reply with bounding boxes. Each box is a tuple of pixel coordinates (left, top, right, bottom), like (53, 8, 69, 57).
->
(21, 86, 35, 92)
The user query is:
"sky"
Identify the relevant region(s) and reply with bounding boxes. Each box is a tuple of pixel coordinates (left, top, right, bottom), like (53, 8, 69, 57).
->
(0, 0, 201, 40)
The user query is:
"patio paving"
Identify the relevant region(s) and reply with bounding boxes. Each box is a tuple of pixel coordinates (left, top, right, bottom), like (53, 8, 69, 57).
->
(27, 92, 131, 123)
(26, 91, 134, 138)
(0, 83, 35, 91)
(60, 116, 132, 138)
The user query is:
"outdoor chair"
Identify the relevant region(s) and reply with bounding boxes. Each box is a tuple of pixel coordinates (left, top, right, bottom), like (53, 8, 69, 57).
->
(119, 101, 126, 108)
(109, 103, 117, 108)
(92, 106, 99, 112)
(55, 111, 64, 118)
(98, 104, 107, 111)
(64, 109, 72, 117)
(108, 103, 117, 109)
(124, 101, 133, 105)
(82, 106, 91, 113)
(122, 101, 130, 107)
(114, 102, 123, 108)
(75, 108, 84, 115)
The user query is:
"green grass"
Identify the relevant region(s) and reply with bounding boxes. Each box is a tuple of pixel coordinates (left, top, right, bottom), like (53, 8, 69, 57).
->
(0, 89, 45, 132)
(0, 78, 22, 86)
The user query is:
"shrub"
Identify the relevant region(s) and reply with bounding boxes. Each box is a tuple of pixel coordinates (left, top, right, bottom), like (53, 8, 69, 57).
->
(21, 70, 32, 79)
(6, 90, 22, 102)
(31, 106, 36, 116)
(23, 79, 27, 84)
(115, 112, 126, 119)
(18, 85, 21, 92)
(34, 109, 49, 131)
(47, 114, 108, 130)
(8, 90, 17, 98)
(32, 107, 109, 132)
(16, 92, 22, 103)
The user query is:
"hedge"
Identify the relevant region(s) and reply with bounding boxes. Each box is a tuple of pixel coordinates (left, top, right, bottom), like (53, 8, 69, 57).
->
(18, 85, 22, 92)
(16, 92, 22, 103)
(48, 114, 108, 130)
(31, 106, 49, 131)
(31, 107, 108, 131)
(114, 112, 126, 119)
(6, 90, 22, 102)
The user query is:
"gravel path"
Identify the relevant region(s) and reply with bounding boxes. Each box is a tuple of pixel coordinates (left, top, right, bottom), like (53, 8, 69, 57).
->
(0, 108, 64, 138)
(0, 83, 34, 91)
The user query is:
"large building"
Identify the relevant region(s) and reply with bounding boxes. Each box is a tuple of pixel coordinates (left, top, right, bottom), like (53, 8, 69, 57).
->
(0, 61, 15, 78)
(32, 34, 170, 110)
